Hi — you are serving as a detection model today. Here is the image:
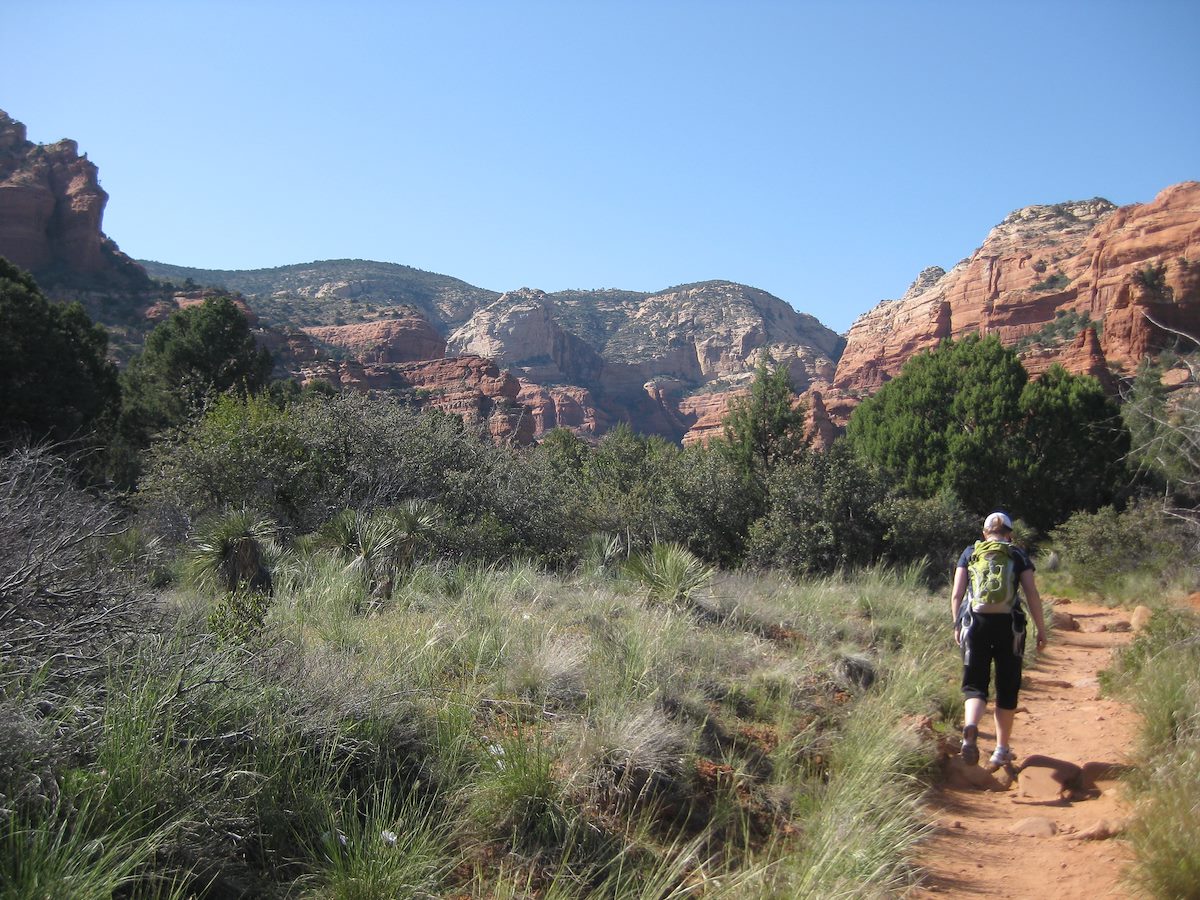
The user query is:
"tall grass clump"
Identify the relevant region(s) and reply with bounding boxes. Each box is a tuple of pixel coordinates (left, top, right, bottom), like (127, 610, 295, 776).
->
(1103, 605, 1200, 899)
(0, 794, 186, 900)
(760, 658, 940, 898)
(301, 788, 459, 899)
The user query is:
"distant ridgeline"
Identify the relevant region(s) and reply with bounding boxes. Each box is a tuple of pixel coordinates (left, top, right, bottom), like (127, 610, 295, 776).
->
(2, 108, 1198, 445)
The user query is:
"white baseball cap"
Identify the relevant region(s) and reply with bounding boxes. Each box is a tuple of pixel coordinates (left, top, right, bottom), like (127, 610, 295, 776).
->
(984, 511, 1013, 532)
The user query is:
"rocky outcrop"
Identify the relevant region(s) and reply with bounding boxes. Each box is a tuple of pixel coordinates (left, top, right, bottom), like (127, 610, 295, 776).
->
(803, 390, 837, 452)
(444, 281, 843, 442)
(679, 390, 746, 447)
(144, 290, 260, 325)
(677, 386, 837, 450)
(517, 380, 608, 436)
(0, 110, 143, 286)
(629, 282, 843, 389)
(447, 288, 605, 385)
(302, 317, 446, 364)
(836, 183, 1200, 395)
(293, 354, 534, 445)
(1021, 326, 1116, 392)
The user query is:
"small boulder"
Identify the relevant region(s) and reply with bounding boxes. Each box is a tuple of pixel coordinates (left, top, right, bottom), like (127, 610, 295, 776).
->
(1011, 816, 1058, 837)
(1018, 755, 1082, 800)
(1065, 818, 1127, 841)
(947, 758, 1008, 791)
(1051, 610, 1078, 631)
(1131, 606, 1153, 631)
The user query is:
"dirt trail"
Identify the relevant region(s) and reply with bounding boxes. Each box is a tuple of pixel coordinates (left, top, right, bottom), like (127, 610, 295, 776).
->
(915, 600, 1143, 899)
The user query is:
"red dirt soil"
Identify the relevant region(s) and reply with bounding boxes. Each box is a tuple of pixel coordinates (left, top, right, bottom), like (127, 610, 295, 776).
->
(915, 600, 1144, 899)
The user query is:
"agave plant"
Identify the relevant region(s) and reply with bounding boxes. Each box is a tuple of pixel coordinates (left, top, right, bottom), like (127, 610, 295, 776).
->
(189, 509, 276, 595)
(623, 542, 714, 608)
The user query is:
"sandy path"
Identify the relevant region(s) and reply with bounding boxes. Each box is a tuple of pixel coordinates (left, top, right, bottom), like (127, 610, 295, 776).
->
(914, 600, 1143, 899)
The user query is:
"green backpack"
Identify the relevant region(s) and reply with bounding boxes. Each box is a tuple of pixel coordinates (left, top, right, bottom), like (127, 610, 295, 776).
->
(966, 540, 1018, 613)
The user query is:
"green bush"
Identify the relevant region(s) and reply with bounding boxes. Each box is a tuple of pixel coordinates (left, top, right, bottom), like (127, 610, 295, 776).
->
(1049, 501, 1193, 595)
(137, 393, 587, 564)
(746, 444, 887, 575)
(875, 491, 978, 583)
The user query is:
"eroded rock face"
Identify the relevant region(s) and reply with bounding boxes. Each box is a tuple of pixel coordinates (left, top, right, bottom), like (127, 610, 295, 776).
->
(678, 389, 746, 447)
(678, 387, 838, 449)
(836, 183, 1200, 395)
(0, 110, 139, 281)
(447, 281, 844, 442)
(447, 288, 605, 385)
(293, 354, 534, 445)
(302, 317, 446, 364)
(517, 380, 608, 436)
(1021, 326, 1115, 392)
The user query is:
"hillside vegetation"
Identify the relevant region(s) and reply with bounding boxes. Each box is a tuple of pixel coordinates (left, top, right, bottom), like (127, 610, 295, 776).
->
(4, 263, 1200, 897)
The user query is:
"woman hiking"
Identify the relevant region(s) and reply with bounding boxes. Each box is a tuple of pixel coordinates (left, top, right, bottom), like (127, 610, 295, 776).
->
(952, 511, 1047, 769)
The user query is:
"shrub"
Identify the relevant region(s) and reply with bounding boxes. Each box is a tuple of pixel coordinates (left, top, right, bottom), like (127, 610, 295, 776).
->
(1049, 501, 1193, 595)
(875, 491, 978, 583)
(0, 447, 143, 687)
(1031, 272, 1071, 292)
(138, 394, 587, 563)
(746, 444, 887, 575)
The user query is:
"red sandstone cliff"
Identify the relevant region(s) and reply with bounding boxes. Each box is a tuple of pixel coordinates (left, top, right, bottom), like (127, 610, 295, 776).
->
(835, 183, 1200, 399)
(302, 317, 446, 364)
(0, 110, 144, 286)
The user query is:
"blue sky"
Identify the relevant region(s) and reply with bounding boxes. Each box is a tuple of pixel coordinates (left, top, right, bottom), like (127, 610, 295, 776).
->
(6, 1, 1197, 332)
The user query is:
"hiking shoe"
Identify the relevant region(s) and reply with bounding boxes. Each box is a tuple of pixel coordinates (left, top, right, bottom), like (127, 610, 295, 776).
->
(989, 746, 1014, 768)
(961, 724, 979, 765)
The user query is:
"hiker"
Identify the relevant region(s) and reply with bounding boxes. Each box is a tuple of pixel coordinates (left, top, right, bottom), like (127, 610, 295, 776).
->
(952, 511, 1047, 769)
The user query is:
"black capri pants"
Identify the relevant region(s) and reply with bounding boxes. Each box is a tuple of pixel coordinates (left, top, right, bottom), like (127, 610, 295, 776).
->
(960, 611, 1025, 710)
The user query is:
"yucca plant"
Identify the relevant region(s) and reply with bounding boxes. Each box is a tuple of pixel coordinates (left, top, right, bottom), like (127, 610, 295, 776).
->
(624, 542, 715, 608)
(188, 508, 276, 595)
(378, 499, 440, 570)
(314, 504, 440, 602)
(314, 510, 395, 602)
(581, 531, 626, 577)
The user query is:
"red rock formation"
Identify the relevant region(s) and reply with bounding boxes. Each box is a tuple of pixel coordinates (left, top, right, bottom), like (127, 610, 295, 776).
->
(295, 354, 535, 445)
(1020, 326, 1116, 392)
(144, 291, 260, 324)
(0, 110, 138, 280)
(803, 389, 838, 452)
(302, 317, 446, 364)
(836, 183, 1200, 396)
(677, 386, 838, 449)
(679, 389, 745, 447)
(517, 380, 607, 437)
